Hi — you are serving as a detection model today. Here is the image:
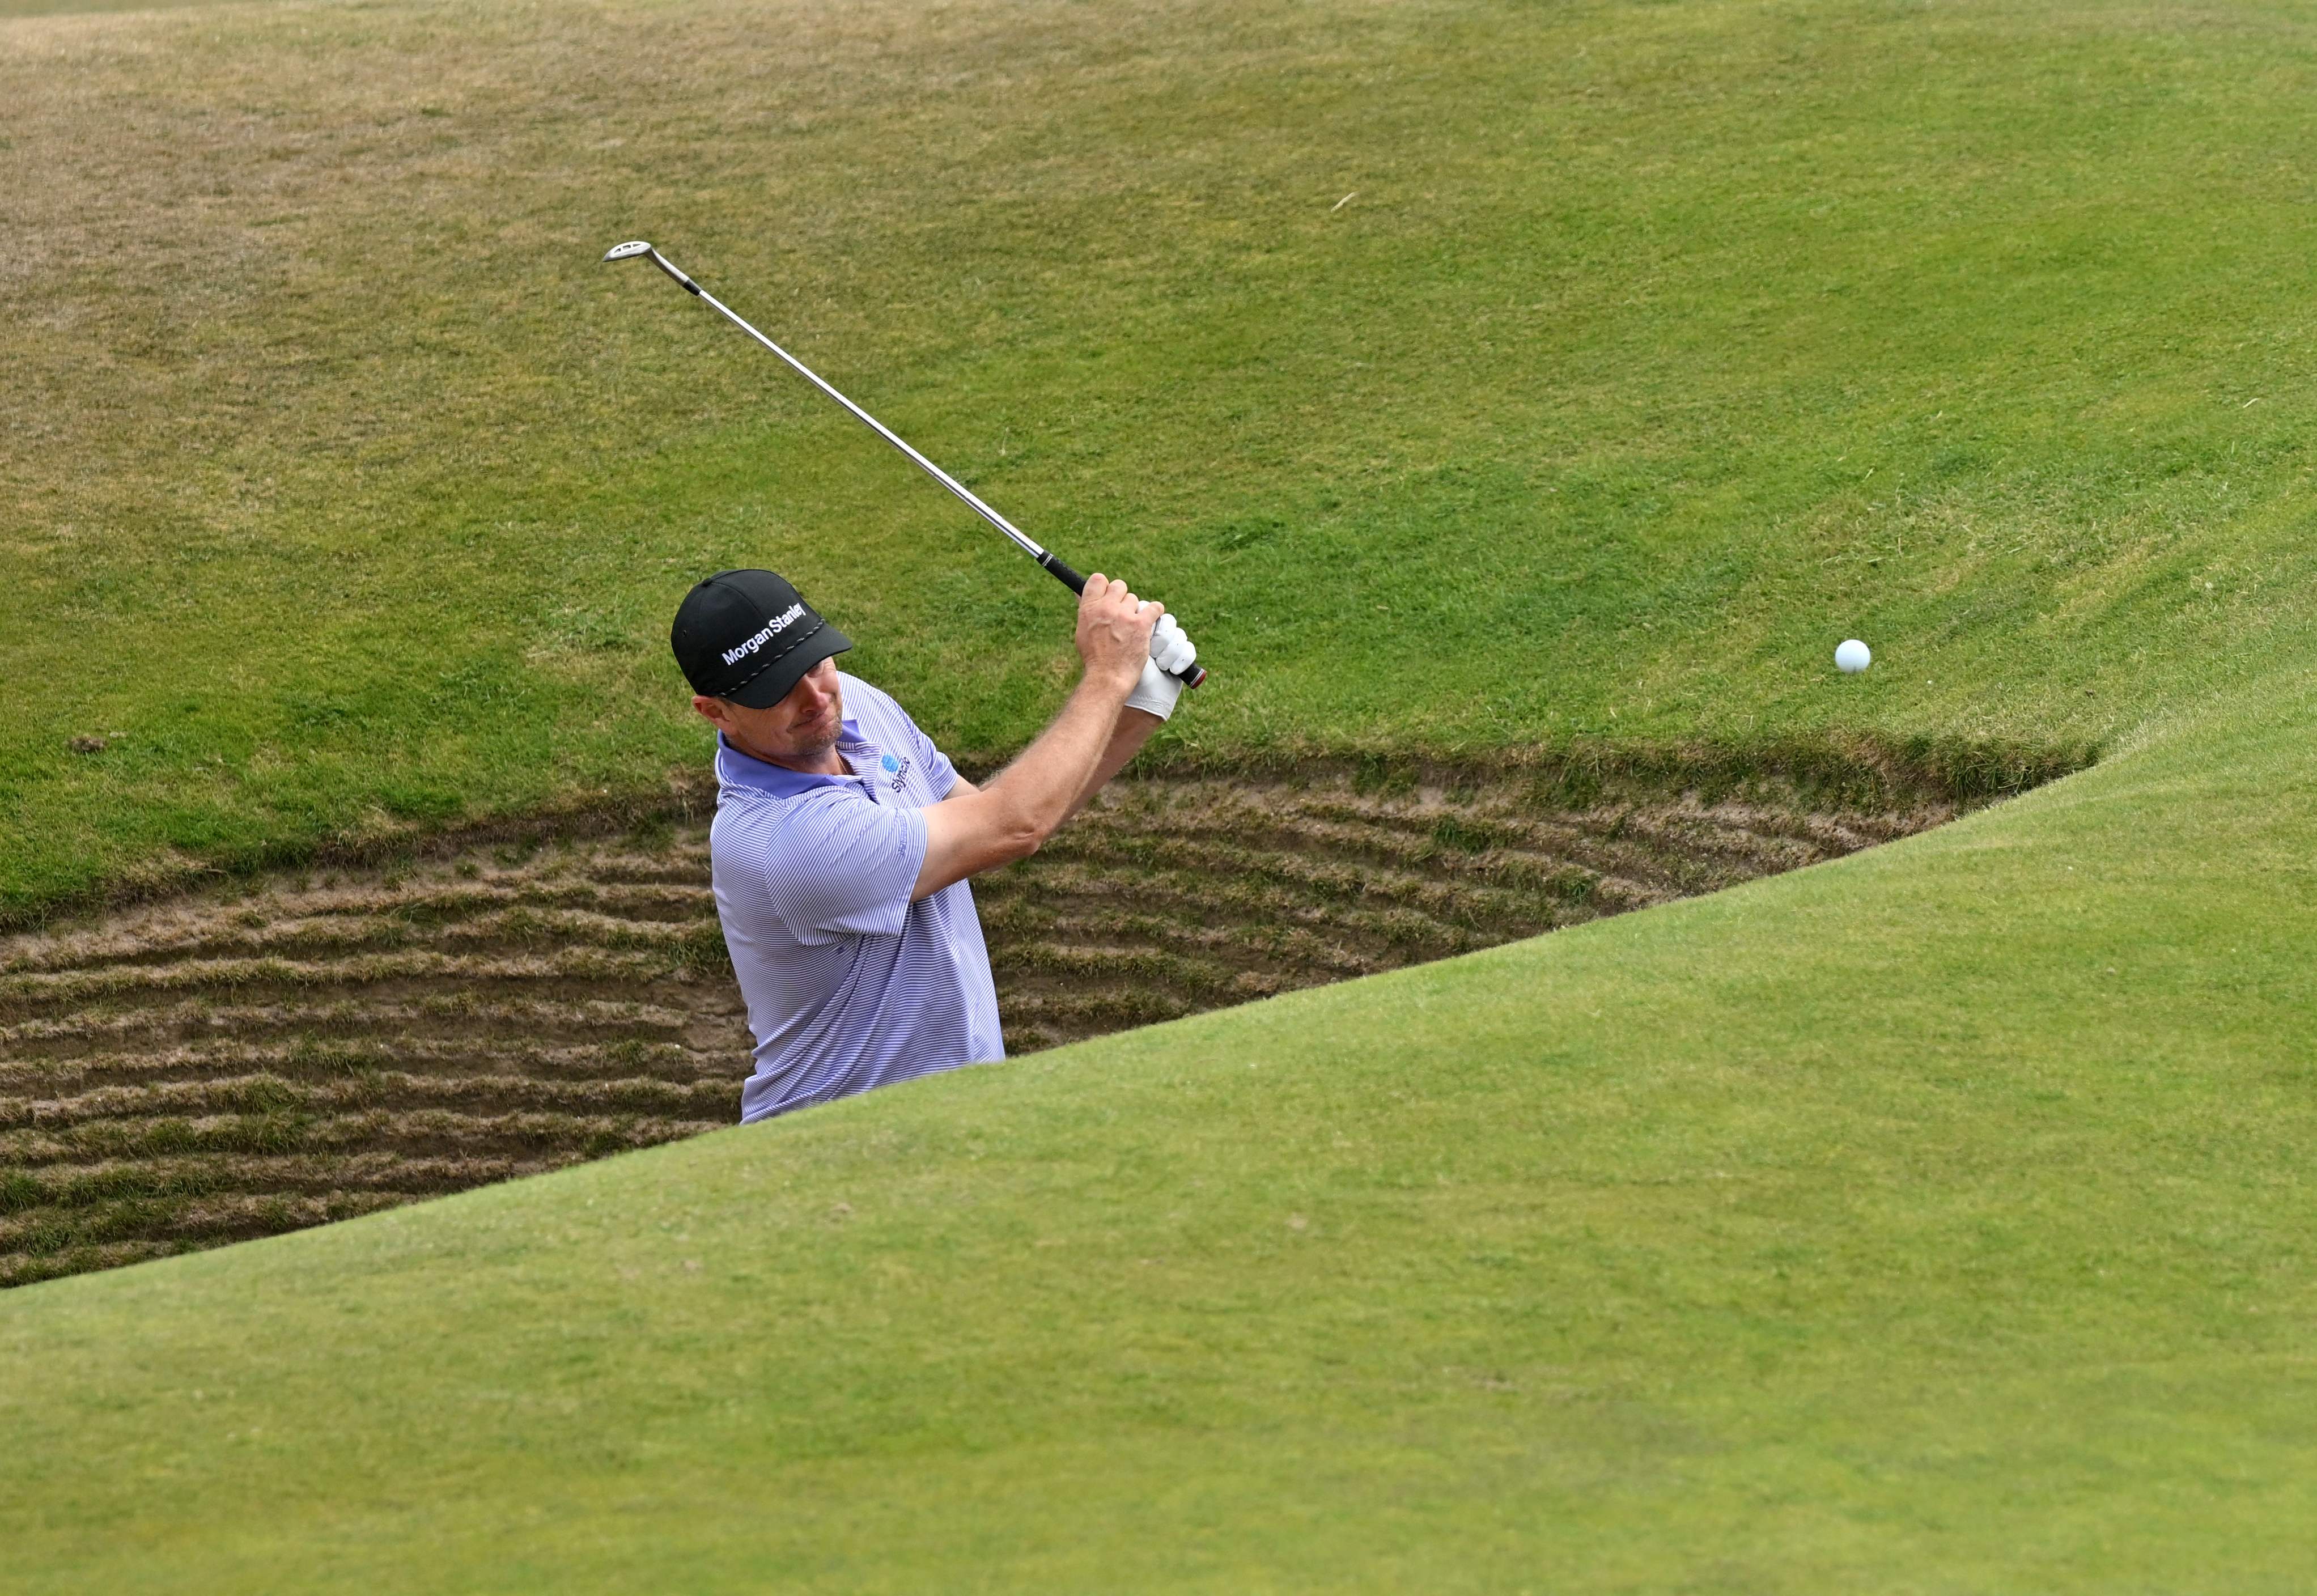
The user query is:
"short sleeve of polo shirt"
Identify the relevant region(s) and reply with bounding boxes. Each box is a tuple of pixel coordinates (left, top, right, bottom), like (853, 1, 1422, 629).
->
(910, 720, 959, 799)
(762, 788, 928, 943)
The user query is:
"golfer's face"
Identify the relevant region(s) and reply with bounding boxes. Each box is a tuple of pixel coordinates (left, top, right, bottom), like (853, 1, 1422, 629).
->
(769, 657, 843, 751)
(692, 655, 845, 767)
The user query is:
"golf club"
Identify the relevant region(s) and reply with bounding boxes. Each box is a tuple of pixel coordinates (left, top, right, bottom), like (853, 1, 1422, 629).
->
(603, 240, 1204, 689)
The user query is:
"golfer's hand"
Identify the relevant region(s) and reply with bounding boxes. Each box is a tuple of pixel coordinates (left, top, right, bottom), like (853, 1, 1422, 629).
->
(1124, 614, 1196, 721)
(1148, 612, 1195, 676)
(1075, 574, 1160, 692)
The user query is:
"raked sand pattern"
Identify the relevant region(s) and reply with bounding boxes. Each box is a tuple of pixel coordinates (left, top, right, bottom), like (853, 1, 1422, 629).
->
(2, 763, 1975, 1287)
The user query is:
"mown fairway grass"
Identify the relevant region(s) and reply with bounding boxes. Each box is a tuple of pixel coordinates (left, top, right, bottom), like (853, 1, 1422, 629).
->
(5, 670, 2314, 1590)
(6, 0, 2311, 917)
(5, 0, 2317, 1587)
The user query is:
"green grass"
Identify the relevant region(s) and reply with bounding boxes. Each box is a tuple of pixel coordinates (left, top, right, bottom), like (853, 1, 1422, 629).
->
(5, 664, 2314, 1590)
(7, 0, 2317, 1585)
(8, 0, 2316, 918)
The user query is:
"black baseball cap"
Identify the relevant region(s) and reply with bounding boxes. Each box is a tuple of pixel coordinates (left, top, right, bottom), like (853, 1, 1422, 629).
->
(670, 569, 852, 709)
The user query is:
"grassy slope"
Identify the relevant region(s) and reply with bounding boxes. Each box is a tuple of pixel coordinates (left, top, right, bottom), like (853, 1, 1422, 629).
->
(4, 662, 2312, 1591)
(6, 0, 2317, 1585)
(5, 0, 2315, 917)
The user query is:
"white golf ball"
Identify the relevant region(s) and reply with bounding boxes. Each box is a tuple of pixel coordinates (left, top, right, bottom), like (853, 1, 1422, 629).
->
(1835, 639, 1872, 674)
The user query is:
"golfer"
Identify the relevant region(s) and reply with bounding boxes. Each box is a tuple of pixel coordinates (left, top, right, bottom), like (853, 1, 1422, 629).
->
(670, 567, 1197, 1122)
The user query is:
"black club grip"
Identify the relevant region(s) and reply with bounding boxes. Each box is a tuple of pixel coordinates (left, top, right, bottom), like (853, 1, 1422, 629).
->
(1038, 553, 1205, 689)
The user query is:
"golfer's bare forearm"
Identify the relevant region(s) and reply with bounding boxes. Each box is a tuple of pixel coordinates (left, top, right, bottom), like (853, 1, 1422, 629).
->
(986, 676, 1138, 837)
(1062, 708, 1160, 825)
(914, 671, 1135, 895)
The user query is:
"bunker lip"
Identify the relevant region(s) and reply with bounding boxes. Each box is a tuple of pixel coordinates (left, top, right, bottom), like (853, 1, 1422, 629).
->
(0, 732, 2099, 938)
(1, 736, 2094, 1287)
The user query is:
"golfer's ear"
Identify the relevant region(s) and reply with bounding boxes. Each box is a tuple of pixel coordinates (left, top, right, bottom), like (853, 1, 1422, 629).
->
(692, 695, 728, 726)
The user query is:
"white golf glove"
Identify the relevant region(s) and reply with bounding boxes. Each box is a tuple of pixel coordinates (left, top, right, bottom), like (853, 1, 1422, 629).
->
(1149, 611, 1195, 676)
(1124, 611, 1196, 720)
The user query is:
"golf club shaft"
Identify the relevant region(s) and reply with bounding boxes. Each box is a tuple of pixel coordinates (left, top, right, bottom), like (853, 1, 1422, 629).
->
(625, 246, 1202, 688)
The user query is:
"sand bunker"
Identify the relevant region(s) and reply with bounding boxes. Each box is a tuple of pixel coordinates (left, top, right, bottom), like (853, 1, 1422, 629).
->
(3, 749, 2055, 1286)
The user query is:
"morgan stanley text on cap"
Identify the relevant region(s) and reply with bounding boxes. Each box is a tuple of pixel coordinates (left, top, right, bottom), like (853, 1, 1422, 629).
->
(671, 569, 853, 710)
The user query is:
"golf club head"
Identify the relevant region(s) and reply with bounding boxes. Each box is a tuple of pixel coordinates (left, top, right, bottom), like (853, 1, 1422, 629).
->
(602, 239, 700, 294)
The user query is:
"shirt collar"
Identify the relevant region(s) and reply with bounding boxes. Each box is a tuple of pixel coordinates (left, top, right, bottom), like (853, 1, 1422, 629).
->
(715, 723, 879, 799)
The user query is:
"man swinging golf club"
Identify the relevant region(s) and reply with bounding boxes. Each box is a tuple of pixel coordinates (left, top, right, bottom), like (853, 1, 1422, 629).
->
(672, 567, 1196, 1122)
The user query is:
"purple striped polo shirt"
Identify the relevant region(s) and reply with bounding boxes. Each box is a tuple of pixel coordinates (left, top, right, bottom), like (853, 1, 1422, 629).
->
(708, 673, 1004, 1122)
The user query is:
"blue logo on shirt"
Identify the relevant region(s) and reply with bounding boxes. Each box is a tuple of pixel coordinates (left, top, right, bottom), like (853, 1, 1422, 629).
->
(881, 753, 901, 772)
